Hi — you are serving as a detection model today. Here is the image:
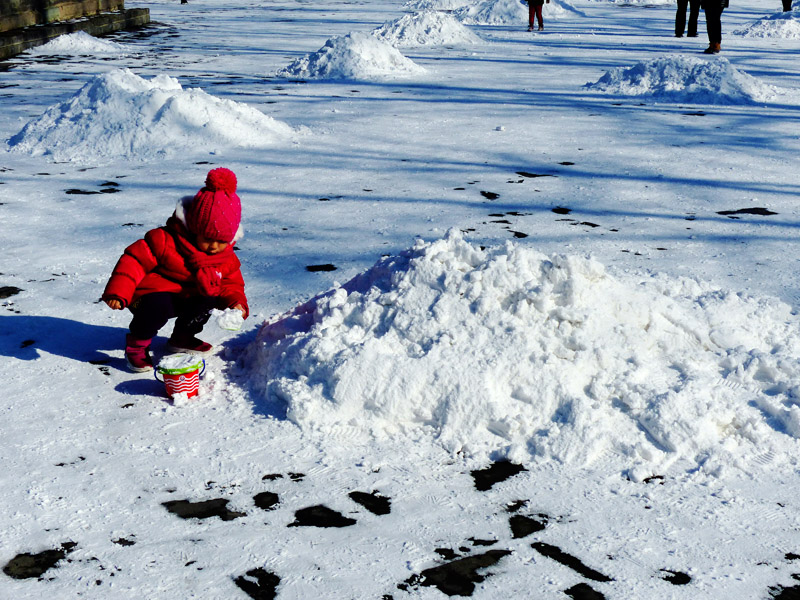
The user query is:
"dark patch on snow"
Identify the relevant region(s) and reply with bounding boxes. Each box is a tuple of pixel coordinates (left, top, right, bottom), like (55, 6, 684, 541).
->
(469, 538, 497, 547)
(511, 231, 529, 239)
(65, 189, 101, 195)
(454, 187, 466, 190)
(661, 569, 691, 585)
(55, 456, 85, 467)
(682, 111, 706, 116)
(162, 498, 246, 521)
(288, 472, 305, 481)
(20, 339, 35, 348)
(643, 474, 665, 484)
(0, 286, 23, 299)
(401, 549, 512, 596)
(786, 553, 800, 561)
(532, 542, 613, 582)
(3, 542, 77, 579)
(234, 567, 280, 600)
(349, 490, 391, 515)
(509, 513, 548, 538)
(112, 537, 135, 547)
(480, 191, 500, 200)
(491, 219, 512, 224)
(288, 505, 356, 528)
(769, 582, 800, 599)
(506, 499, 528, 513)
(253, 491, 280, 511)
(552, 207, 571, 215)
(572, 221, 600, 228)
(305, 264, 337, 272)
(559, 161, 575, 165)
(516, 171, 555, 178)
(565, 582, 606, 599)
(262, 473, 283, 481)
(717, 207, 777, 217)
(471, 460, 527, 491)
(435, 548, 460, 560)
(318, 197, 330, 201)
(122, 223, 143, 228)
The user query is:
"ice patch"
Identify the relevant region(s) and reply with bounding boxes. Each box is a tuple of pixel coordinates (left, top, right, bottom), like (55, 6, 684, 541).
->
(243, 231, 800, 478)
(277, 32, 426, 80)
(26, 31, 128, 55)
(6, 68, 295, 164)
(586, 54, 800, 104)
(373, 11, 484, 47)
(734, 11, 800, 39)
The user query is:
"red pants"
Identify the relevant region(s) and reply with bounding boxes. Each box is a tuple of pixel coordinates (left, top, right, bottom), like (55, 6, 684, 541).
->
(529, 2, 543, 27)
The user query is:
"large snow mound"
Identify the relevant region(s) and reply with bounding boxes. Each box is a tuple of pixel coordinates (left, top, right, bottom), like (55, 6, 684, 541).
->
(244, 231, 800, 479)
(277, 32, 426, 80)
(27, 31, 128, 55)
(586, 54, 799, 104)
(372, 11, 483, 47)
(6, 69, 295, 164)
(455, 0, 583, 24)
(734, 11, 800, 38)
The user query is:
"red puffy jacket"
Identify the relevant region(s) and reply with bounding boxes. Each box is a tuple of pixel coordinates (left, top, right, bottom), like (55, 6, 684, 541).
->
(103, 216, 249, 318)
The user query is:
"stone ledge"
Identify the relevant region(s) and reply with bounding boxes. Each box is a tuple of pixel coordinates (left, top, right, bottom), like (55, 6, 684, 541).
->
(0, 7, 149, 61)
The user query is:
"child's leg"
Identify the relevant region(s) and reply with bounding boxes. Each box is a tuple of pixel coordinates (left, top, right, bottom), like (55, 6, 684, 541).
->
(171, 296, 218, 339)
(129, 292, 177, 340)
(536, 4, 543, 27)
(528, 1, 535, 28)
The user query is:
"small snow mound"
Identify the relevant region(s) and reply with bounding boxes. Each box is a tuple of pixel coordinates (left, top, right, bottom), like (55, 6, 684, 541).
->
(244, 231, 800, 478)
(6, 68, 295, 164)
(734, 11, 800, 38)
(403, 0, 473, 10)
(454, 0, 582, 24)
(586, 54, 797, 104)
(373, 11, 483, 47)
(27, 31, 127, 55)
(277, 32, 426, 80)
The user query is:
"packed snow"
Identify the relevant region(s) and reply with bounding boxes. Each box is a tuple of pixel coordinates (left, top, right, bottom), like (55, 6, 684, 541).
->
(373, 11, 484, 47)
(734, 11, 800, 38)
(276, 31, 426, 80)
(586, 54, 800, 104)
(2, 0, 800, 599)
(26, 30, 129, 55)
(6, 68, 295, 163)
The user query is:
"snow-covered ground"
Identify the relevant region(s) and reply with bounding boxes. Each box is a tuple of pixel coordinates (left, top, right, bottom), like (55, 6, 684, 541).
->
(2, 0, 800, 598)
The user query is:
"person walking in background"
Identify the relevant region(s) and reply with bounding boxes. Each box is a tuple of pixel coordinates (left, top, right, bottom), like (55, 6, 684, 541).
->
(526, 0, 549, 31)
(675, 0, 700, 37)
(701, 0, 727, 53)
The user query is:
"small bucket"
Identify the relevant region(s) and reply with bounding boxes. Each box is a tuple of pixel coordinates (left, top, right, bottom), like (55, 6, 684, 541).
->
(155, 354, 205, 399)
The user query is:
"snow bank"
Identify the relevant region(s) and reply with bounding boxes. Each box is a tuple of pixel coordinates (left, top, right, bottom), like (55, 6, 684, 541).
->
(403, 0, 473, 10)
(277, 32, 426, 80)
(6, 69, 295, 164)
(373, 11, 483, 47)
(454, 0, 583, 25)
(734, 11, 800, 38)
(244, 231, 800, 479)
(26, 31, 128, 55)
(586, 54, 799, 104)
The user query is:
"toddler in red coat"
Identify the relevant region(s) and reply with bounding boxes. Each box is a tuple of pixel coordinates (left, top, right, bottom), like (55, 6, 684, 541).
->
(103, 168, 249, 372)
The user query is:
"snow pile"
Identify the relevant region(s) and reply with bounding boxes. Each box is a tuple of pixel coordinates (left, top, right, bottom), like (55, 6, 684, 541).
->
(277, 32, 426, 80)
(403, 0, 473, 10)
(454, 0, 582, 24)
(27, 31, 128, 55)
(244, 231, 800, 479)
(6, 69, 295, 163)
(372, 11, 483, 47)
(734, 11, 800, 38)
(586, 54, 798, 104)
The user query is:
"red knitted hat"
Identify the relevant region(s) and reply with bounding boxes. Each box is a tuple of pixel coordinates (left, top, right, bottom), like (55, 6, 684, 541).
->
(186, 168, 242, 243)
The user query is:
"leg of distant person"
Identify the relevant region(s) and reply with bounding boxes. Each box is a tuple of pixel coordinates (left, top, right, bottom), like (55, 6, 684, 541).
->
(675, 0, 689, 36)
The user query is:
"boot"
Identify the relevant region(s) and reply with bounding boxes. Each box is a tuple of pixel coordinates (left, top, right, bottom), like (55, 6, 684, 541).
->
(125, 335, 153, 372)
(703, 42, 721, 54)
(166, 332, 213, 356)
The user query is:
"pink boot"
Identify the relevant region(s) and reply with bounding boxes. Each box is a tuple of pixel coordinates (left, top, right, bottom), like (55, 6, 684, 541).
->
(125, 334, 153, 372)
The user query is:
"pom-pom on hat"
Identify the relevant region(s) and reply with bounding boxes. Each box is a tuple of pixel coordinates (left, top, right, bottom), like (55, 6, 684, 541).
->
(186, 168, 242, 243)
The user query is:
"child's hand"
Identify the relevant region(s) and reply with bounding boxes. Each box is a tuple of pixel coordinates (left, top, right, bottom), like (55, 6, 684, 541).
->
(232, 303, 246, 318)
(105, 298, 123, 310)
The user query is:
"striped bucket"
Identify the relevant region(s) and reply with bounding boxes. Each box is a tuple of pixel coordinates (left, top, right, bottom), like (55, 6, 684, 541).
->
(155, 354, 205, 399)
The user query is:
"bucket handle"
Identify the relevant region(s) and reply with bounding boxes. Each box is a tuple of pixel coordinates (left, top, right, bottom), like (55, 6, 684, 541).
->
(154, 359, 206, 382)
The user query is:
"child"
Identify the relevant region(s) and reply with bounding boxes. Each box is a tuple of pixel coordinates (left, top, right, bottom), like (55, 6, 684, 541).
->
(103, 168, 249, 372)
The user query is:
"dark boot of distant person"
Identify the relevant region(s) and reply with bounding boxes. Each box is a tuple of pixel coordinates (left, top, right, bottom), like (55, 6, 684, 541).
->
(703, 42, 721, 53)
(675, 0, 700, 37)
